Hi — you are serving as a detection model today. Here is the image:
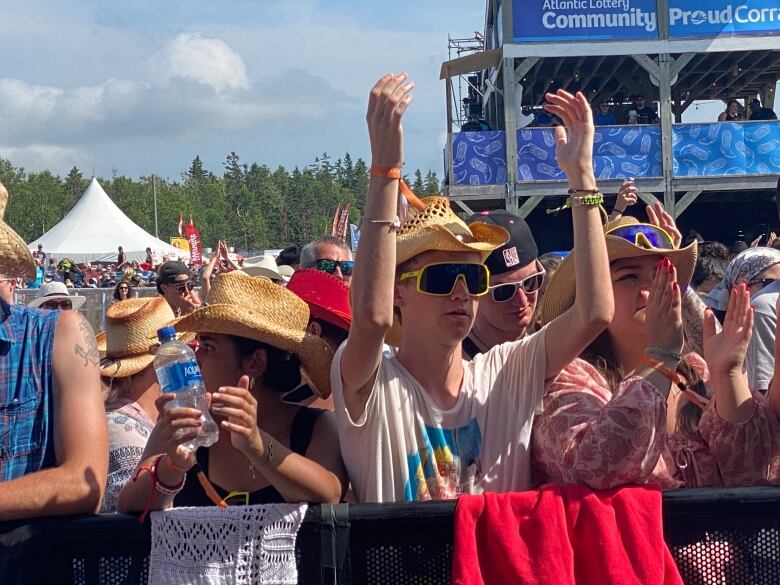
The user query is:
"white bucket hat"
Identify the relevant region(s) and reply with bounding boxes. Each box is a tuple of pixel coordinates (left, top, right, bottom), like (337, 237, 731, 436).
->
(28, 281, 86, 310)
(241, 255, 284, 282)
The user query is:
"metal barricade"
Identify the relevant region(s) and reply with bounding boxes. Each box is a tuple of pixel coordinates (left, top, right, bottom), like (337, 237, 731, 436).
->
(14, 287, 160, 331)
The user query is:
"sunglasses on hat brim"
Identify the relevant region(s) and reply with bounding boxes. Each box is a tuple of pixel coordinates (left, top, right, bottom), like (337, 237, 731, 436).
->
(605, 224, 676, 251)
(399, 262, 490, 297)
(488, 269, 546, 303)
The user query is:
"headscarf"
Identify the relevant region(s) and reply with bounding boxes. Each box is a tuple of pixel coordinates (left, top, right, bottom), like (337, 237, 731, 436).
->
(705, 248, 780, 311)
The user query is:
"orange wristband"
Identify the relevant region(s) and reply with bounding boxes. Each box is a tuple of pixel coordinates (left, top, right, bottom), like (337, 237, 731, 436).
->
(370, 165, 402, 180)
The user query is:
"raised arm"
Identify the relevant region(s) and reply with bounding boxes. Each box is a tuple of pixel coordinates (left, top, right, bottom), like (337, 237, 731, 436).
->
(201, 243, 221, 298)
(543, 91, 613, 379)
(339, 73, 414, 420)
(609, 179, 638, 222)
(0, 311, 108, 520)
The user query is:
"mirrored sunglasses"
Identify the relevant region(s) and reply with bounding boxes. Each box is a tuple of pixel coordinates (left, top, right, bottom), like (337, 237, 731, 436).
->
(315, 259, 354, 276)
(605, 224, 675, 250)
(399, 262, 490, 297)
(489, 270, 546, 303)
(41, 299, 73, 310)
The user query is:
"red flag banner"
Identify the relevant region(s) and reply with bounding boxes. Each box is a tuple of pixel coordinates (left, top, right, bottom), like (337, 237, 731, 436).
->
(331, 204, 341, 237)
(184, 219, 203, 267)
(336, 203, 350, 242)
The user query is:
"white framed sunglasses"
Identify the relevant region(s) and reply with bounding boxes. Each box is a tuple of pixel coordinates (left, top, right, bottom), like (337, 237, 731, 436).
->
(487, 264, 546, 303)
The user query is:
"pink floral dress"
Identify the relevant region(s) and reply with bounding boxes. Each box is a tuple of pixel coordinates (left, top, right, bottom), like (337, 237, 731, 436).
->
(532, 354, 780, 489)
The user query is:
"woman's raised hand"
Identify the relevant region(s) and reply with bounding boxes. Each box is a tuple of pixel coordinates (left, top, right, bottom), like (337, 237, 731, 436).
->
(366, 74, 414, 169)
(149, 393, 201, 471)
(543, 90, 595, 180)
(210, 375, 264, 456)
(646, 202, 682, 249)
(615, 180, 638, 212)
(704, 282, 754, 376)
(645, 257, 684, 353)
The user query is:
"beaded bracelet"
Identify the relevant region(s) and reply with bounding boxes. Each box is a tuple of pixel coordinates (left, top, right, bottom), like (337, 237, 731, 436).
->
(152, 454, 186, 495)
(569, 193, 604, 207)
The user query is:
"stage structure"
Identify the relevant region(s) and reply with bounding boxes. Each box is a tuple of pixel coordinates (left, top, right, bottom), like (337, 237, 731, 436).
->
(440, 0, 780, 222)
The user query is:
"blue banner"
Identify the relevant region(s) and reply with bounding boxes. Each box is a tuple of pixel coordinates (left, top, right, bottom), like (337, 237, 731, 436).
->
(452, 131, 507, 186)
(518, 126, 663, 180)
(669, 0, 780, 38)
(673, 122, 780, 177)
(512, 0, 659, 42)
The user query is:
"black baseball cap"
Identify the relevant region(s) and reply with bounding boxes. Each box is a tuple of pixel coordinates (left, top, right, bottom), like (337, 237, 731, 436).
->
(276, 245, 301, 267)
(157, 261, 191, 284)
(467, 210, 538, 276)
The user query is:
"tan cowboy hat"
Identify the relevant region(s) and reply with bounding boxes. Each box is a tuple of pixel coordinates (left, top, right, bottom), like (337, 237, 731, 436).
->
(541, 216, 698, 325)
(0, 182, 36, 280)
(170, 270, 334, 397)
(396, 196, 509, 266)
(98, 297, 180, 378)
(384, 196, 509, 346)
(241, 255, 284, 282)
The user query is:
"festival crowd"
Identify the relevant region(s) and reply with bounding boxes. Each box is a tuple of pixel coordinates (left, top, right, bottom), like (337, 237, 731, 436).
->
(2, 74, 780, 550)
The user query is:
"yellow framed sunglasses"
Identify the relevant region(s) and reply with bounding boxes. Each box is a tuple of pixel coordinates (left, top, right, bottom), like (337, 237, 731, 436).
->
(398, 262, 490, 297)
(605, 223, 676, 250)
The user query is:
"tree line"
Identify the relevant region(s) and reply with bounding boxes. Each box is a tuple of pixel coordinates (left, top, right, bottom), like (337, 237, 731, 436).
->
(0, 152, 443, 252)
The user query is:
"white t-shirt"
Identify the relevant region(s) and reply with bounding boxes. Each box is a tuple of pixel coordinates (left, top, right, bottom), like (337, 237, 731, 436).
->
(331, 327, 548, 503)
(747, 280, 780, 391)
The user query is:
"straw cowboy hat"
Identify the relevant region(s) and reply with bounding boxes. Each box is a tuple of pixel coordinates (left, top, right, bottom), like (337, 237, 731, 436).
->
(396, 196, 509, 266)
(170, 270, 334, 397)
(0, 182, 36, 280)
(241, 255, 284, 282)
(385, 196, 509, 346)
(541, 216, 698, 325)
(28, 281, 86, 310)
(97, 297, 182, 378)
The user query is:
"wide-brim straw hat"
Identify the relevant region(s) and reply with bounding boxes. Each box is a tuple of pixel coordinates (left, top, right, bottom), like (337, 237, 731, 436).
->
(0, 182, 36, 280)
(98, 297, 183, 378)
(386, 196, 509, 346)
(169, 270, 334, 397)
(541, 216, 698, 325)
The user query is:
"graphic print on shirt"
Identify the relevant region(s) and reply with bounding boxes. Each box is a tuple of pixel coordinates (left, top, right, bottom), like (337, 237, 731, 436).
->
(404, 418, 483, 501)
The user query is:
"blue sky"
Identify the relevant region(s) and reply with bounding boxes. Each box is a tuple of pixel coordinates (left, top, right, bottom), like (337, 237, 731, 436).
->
(0, 0, 482, 180)
(0, 0, 771, 181)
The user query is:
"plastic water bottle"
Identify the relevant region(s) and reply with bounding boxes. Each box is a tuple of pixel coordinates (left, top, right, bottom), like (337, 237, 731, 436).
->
(154, 326, 219, 451)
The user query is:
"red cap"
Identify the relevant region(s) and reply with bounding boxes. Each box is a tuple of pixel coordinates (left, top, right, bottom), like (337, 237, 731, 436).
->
(286, 269, 351, 333)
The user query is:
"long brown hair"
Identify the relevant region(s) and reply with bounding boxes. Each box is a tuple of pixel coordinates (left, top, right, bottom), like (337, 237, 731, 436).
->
(581, 331, 708, 439)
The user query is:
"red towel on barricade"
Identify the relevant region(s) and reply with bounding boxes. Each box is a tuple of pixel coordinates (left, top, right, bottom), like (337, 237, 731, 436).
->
(452, 484, 683, 585)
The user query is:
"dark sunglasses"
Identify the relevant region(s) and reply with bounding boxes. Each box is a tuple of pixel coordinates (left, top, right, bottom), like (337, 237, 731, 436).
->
(399, 262, 490, 297)
(315, 259, 354, 276)
(173, 281, 195, 294)
(489, 270, 546, 303)
(42, 299, 73, 310)
(605, 224, 675, 250)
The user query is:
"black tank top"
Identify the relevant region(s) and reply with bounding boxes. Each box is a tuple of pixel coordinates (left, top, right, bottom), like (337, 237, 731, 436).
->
(174, 407, 323, 506)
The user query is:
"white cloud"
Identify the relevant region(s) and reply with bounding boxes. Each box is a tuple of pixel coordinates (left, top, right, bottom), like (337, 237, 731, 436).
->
(149, 33, 249, 93)
(0, 144, 96, 175)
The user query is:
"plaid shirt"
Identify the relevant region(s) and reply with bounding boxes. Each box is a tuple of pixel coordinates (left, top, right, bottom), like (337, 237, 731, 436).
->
(0, 301, 59, 482)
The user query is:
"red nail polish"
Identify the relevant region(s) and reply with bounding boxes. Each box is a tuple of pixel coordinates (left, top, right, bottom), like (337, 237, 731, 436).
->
(667, 263, 674, 274)
(673, 282, 680, 291)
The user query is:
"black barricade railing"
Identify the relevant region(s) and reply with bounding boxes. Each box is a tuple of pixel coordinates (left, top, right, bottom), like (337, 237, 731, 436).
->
(2, 487, 780, 584)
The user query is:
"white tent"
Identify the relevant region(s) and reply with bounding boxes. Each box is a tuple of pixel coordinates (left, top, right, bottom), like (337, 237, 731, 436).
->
(29, 178, 186, 263)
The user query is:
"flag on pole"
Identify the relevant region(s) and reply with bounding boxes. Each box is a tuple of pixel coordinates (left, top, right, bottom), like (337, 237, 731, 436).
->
(336, 203, 350, 242)
(349, 223, 361, 252)
(184, 216, 203, 267)
(177, 213, 184, 237)
(331, 205, 341, 237)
